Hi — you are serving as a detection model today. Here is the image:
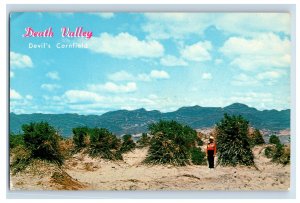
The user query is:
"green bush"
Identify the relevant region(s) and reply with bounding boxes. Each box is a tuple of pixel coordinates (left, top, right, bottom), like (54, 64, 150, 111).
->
(72, 127, 88, 149)
(120, 134, 136, 153)
(264, 140, 290, 165)
(272, 143, 284, 161)
(264, 146, 275, 158)
(145, 120, 198, 166)
(22, 122, 63, 165)
(216, 114, 254, 166)
(89, 128, 122, 160)
(190, 147, 206, 165)
(136, 133, 151, 148)
(269, 135, 280, 145)
(251, 129, 265, 146)
(9, 133, 24, 149)
(10, 145, 32, 174)
(196, 136, 203, 146)
(272, 143, 290, 165)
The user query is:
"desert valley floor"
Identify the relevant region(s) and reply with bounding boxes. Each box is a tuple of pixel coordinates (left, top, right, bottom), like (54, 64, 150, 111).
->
(10, 145, 290, 191)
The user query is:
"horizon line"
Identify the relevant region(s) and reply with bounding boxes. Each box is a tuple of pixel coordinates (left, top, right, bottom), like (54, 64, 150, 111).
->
(9, 102, 291, 116)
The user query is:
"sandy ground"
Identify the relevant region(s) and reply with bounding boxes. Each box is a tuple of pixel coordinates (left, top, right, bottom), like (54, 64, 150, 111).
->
(10, 145, 290, 191)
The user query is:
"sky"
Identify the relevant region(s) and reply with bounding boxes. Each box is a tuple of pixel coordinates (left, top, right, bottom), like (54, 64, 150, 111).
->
(10, 12, 291, 114)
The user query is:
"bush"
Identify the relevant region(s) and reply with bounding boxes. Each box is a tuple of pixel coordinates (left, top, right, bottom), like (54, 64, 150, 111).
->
(216, 114, 254, 166)
(264, 140, 290, 165)
(22, 122, 63, 165)
(89, 128, 122, 160)
(136, 133, 151, 148)
(9, 133, 24, 149)
(272, 143, 284, 161)
(10, 145, 32, 174)
(269, 135, 280, 145)
(190, 147, 206, 165)
(196, 136, 203, 146)
(145, 120, 198, 166)
(120, 134, 136, 153)
(59, 138, 74, 158)
(272, 143, 290, 165)
(279, 145, 290, 165)
(264, 146, 275, 158)
(251, 129, 265, 146)
(72, 127, 88, 149)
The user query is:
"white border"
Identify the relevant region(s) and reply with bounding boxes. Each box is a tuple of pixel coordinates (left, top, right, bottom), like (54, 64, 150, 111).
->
(1, 1, 298, 201)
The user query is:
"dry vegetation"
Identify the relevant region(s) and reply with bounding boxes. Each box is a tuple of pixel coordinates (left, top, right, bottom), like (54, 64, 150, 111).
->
(9, 117, 290, 191)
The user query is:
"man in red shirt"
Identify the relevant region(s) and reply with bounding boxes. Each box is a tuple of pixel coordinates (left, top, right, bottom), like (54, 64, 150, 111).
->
(206, 136, 217, 169)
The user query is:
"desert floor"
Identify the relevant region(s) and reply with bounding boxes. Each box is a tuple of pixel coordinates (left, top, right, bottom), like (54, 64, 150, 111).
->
(10, 145, 290, 191)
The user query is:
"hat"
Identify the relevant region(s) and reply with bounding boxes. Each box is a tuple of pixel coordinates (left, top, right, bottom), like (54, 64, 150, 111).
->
(209, 136, 214, 140)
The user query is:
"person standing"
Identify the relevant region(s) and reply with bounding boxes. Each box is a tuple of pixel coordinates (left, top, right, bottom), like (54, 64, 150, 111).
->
(206, 136, 217, 169)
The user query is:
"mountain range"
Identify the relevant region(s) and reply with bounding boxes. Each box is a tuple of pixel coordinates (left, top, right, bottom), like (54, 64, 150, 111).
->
(9, 103, 290, 137)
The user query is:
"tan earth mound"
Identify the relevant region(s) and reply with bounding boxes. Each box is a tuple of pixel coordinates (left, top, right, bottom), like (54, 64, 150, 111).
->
(50, 170, 86, 190)
(10, 159, 88, 190)
(10, 145, 290, 190)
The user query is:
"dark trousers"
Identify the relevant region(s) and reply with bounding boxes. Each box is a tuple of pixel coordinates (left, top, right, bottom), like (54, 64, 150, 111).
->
(207, 150, 215, 168)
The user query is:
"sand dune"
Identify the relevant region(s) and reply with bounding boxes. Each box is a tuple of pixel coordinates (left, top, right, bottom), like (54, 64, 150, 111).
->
(10, 145, 290, 190)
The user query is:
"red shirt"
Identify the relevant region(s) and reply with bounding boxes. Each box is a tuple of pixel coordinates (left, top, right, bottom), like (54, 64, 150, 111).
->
(207, 143, 216, 155)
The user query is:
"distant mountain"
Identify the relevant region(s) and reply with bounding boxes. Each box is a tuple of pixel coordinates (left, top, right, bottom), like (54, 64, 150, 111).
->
(9, 103, 290, 137)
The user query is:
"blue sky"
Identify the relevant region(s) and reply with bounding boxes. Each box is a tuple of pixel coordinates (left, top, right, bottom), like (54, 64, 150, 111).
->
(10, 12, 291, 114)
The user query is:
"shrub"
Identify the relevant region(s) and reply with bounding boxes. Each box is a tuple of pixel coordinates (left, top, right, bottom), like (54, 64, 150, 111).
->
(59, 138, 74, 158)
(216, 114, 254, 166)
(264, 140, 290, 165)
(196, 136, 203, 146)
(22, 122, 63, 165)
(272, 143, 284, 161)
(251, 129, 265, 146)
(72, 127, 88, 149)
(190, 147, 206, 165)
(9, 133, 24, 149)
(136, 133, 151, 148)
(280, 145, 290, 165)
(120, 134, 136, 153)
(145, 120, 198, 166)
(272, 143, 290, 165)
(269, 135, 280, 145)
(89, 128, 122, 160)
(264, 146, 275, 158)
(10, 145, 32, 174)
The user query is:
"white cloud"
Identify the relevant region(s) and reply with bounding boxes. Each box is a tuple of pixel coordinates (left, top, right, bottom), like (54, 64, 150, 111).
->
(25, 95, 33, 100)
(46, 71, 60, 80)
(41, 84, 61, 91)
(231, 73, 260, 86)
(220, 33, 291, 71)
(86, 32, 164, 59)
(181, 41, 212, 62)
(214, 59, 223, 65)
(143, 13, 213, 40)
(10, 89, 22, 100)
(63, 90, 103, 103)
(257, 71, 282, 80)
(88, 82, 137, 93)
(137, 73, 151, 82)
(90, 12, 114, 19)
(10, 52, 33, 68)
(202, 73, 212, 80)
(160, 55, 188, 67)
(150, 70, 170, 79)
(10, 91, 34, 113)
(143, 13, 290, 40)
(229, 92, 275, 110)
(10, 71, 14, 78)
(108, 70, 135, 81)
(108, 70, 170, 82)
(215, 13, 290, 37)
